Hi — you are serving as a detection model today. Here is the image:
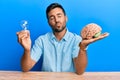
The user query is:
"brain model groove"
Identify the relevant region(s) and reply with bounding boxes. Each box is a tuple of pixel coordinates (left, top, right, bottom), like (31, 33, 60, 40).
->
(81, 23, 102, 40)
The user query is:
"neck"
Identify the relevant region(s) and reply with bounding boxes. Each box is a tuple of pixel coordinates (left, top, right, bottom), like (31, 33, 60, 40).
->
(54, 28, 67, 41)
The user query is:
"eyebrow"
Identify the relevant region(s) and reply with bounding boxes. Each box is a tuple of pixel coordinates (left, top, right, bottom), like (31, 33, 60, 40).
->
(56, 13, 62, 16)
(49, 13, 62, 18)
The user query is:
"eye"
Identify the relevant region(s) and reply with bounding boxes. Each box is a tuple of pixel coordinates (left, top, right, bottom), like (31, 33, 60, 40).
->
(49, 16, 54, 21)
(57, 14, 62, 18)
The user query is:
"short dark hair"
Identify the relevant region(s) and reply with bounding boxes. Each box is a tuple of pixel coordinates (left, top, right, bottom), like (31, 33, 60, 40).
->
(46, 3, 66, 19)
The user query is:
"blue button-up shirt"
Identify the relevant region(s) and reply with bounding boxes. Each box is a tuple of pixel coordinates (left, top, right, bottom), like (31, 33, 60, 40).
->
(31, 30, 82, 72)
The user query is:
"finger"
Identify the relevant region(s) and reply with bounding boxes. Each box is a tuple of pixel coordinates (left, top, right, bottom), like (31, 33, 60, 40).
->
(26, 30, 30, 38)
(16, 30, 24, 35)
(17, 30, 30, 38)
(16, 32, 19, 35)
(18, 35, 26, 43)
(17, 33, 28, 43)
(90, 32, 109, 42)
(17, 30, 29, 35)
(100, 32, 109, 37)
(21, 35, 27, 42)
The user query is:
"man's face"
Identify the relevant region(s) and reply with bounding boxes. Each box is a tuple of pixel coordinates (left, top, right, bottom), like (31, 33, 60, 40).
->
(47, 8, 67, 32)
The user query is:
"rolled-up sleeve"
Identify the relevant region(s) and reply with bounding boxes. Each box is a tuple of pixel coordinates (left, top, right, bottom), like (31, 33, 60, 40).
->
(72, 35, 82, 58)
(31, 37, 43, 62)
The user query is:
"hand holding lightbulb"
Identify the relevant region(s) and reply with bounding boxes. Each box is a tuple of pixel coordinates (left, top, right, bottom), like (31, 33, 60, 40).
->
(17, 20, 31, 50)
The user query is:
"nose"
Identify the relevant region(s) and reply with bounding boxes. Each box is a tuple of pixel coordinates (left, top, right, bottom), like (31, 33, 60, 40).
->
(55, 16, 59, 23)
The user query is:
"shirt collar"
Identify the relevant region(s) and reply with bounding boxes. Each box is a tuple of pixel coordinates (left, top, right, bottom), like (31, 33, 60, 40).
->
(50, 29, 69, 42)
(62, 29, 69, 41)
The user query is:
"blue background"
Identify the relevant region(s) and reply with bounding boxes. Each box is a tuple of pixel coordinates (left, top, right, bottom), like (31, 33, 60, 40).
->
(0, 0, 120, 72)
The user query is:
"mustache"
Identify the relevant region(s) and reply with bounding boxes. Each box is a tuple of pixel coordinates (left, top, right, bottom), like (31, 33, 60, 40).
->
(55, 22, 60, 25)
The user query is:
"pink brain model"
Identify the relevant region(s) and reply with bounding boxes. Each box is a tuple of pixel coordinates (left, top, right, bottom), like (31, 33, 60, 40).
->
(81, 23, 102, 40)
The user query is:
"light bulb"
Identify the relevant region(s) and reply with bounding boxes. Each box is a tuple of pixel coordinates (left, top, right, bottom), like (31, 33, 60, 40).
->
(20, 20, 28, 30)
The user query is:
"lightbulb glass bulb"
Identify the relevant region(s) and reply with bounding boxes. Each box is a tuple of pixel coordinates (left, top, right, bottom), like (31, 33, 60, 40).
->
(20, 20, 28, 30)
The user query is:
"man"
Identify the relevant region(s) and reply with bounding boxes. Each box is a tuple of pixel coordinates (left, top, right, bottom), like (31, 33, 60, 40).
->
(17, 3, 109, 75)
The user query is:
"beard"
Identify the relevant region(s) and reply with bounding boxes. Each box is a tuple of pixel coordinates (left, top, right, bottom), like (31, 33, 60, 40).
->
(52, 25, 66, 33)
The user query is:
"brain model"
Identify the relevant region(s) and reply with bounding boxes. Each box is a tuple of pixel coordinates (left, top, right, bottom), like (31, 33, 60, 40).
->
(81, 23, 102, 40)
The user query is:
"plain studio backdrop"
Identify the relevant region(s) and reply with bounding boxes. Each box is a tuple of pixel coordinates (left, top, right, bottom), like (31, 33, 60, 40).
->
(0, 0, 120, 72)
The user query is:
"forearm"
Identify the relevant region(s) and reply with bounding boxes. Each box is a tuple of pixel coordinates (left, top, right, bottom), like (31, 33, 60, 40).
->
(74, 49, 87, 75)
(21, 50, 34, 72)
